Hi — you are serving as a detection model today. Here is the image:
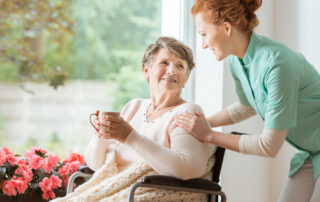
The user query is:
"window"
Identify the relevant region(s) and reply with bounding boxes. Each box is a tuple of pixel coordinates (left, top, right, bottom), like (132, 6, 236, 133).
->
(0, 0, 205, 157)
(0, 0, 162, 157)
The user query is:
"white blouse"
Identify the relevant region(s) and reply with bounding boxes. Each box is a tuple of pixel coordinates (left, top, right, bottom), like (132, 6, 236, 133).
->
(84, 98, 215, 180)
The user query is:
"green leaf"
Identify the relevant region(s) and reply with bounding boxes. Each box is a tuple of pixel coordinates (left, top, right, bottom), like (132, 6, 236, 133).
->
(0, 167, 6, 180)
(29, 182, 39, 190)
(37, 169, 47, 181)
(3, 162, 13, 176)
(49, 72, 67, 89)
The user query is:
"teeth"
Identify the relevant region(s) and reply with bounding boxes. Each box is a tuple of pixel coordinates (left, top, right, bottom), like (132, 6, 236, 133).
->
(162, 78, 177, 82)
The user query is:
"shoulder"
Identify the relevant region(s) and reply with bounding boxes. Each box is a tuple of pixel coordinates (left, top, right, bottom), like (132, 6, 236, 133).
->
(252, 34, 306, 79)
(174, 102, 203, 115)
(120, 98, 149, 117)
(255, 34, 303, 68)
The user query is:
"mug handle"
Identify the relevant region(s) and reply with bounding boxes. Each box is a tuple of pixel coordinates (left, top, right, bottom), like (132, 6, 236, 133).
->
(90, 110, 99, 132)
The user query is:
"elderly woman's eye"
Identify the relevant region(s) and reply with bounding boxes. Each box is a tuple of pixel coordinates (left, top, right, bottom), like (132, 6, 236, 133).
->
(160, 61, 168, 65)
(177, 64, 184, 68)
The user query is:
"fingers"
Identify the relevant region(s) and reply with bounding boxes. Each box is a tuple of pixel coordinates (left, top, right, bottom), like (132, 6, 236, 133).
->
(100, 126, 117, 138)
(175, 114, 196, 125)
(194, 111, 203, 118)
(100, 121, 117, 129)
(175, 111, 200, 122)
(100, 124, 117, 132)
(174, 119, 191, 132)
(174, 112, 202, 134)
(97, 117, 131, 142)
(103, 116, 121, 123)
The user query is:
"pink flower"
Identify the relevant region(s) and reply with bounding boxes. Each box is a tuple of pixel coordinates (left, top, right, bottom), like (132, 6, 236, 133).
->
(50, 175, 62, 189)
(29, 155, 44, 170)
(63, 153, 85, 164)
(24, 147, 47, 159)
(39, 176, 61, 191)
(36, 148, 47, 155)
(17, 159, 28, 165)
(43, 154, 60, 173)
(11, 177, 28, 194)
(24, 150, 34, 159)
(42, 190, 56, 200)
(15, 164, 33, 182)
(58, 161, 82, 187)
(39, 176, 60, 200)
(0, 147, 18, 166)
(2, 180, 17, 196)
(39, 177, 52, 192)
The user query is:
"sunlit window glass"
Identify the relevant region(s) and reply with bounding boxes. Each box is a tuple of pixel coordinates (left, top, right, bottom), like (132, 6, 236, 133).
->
(0, 0, 162, 157)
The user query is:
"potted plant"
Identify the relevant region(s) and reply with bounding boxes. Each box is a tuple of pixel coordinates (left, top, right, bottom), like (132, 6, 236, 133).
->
(0, 147, 86, 201)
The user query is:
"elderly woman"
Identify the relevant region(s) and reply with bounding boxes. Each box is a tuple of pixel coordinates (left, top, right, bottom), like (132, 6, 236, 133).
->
(53, 36, 215, 202)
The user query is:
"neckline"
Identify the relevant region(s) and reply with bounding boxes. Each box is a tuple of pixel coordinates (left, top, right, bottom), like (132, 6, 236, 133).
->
(241, 32, 256, 66)
(143, 99, 186, 124)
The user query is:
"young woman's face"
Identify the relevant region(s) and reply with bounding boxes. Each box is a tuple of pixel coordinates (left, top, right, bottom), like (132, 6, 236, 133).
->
(144, 48, 189, 94)
(195, 12, 231, 61)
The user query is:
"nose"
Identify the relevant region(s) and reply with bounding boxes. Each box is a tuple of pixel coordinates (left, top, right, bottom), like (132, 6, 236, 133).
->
(166, 63, 176, 74)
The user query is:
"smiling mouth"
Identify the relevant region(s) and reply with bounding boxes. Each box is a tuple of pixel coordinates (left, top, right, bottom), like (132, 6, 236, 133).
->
(161, 78, 177, 83)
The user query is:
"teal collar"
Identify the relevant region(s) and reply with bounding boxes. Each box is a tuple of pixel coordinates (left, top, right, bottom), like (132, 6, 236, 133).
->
(241, 32, 257, 66)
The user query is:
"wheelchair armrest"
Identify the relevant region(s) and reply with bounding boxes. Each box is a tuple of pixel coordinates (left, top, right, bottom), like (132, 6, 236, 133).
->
(230, 131, 248, 135)
(78, 165, 95, 174)
(140, 175, 221, 191)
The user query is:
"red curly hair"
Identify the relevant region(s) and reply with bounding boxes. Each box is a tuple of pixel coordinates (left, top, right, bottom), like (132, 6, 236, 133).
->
(192, 0, 262, 32)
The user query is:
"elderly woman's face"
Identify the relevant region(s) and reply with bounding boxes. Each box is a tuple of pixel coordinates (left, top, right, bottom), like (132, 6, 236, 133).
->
(144, 48, 189, 94)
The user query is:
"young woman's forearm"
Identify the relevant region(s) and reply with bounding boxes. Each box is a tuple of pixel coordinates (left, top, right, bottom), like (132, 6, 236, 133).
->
(205, 128, 287, 158)
(207, 102, 257, 128)
(206, 130, 241, 152)
(207, 108, 234, 127)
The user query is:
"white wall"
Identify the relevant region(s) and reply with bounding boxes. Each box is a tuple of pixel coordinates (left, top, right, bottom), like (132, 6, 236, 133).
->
(193, 0, 320, 202)
(273, 0, 320, 72)
(270, 1, 320, 201)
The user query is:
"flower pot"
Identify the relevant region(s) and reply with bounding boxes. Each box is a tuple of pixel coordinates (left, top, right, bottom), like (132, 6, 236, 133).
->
(0, 189, 66, 202)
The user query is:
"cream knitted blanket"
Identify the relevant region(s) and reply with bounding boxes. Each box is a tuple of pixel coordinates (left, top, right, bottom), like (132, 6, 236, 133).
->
(52, 147, 216, 202)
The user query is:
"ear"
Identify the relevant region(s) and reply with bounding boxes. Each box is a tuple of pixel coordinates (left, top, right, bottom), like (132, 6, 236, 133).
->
(223, 21, 232, 36)
(143, 64, 149, 82)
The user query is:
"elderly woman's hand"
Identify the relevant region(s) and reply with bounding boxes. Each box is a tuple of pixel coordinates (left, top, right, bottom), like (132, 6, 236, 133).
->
(174, 111, 213, 142)
(100, 115, 133, 143)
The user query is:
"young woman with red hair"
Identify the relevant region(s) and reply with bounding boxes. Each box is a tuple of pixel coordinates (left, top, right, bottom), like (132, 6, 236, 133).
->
(174, 0, 320, 201)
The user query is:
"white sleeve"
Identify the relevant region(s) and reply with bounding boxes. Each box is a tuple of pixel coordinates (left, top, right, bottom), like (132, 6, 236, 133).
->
(124, 128, 210, 180)
(84, 135, 117, 171)
(227, 102, 257, 123)
(238, 129, 287, 157)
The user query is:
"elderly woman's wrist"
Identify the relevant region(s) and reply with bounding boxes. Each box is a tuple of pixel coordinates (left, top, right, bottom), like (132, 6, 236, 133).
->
(123, 129, 137, 144)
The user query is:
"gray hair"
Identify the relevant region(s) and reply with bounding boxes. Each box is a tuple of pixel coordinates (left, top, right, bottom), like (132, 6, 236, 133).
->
(142, 36, 195, 73)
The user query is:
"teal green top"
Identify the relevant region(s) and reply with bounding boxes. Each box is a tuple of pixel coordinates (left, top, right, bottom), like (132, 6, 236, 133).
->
(229, 32, 320, 179)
